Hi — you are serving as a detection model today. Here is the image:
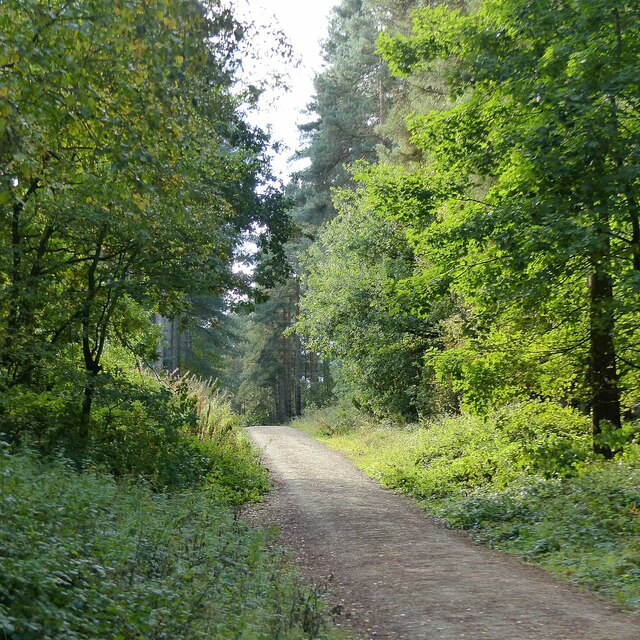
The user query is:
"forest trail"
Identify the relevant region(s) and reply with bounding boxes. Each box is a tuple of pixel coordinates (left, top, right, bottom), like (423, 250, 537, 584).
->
(246, 426, 640, 640)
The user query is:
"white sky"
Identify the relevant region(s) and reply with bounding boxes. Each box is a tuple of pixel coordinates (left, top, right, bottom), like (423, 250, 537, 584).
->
(235, 0, 339, 180)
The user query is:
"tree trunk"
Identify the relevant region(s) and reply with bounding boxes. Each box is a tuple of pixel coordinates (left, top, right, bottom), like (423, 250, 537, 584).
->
(293, 278, 302, 416)
(309, 351, 318, 385)
(589, 223, 621, 458)
(322, 358, 332, 397)
(80, 367, 99, 435)
(272, 381, 280, 423)
(294, 335, 302, 417)
(3, 180, 39, 377)
(282, 308, 293, 420)
(78, 229, 107, 439)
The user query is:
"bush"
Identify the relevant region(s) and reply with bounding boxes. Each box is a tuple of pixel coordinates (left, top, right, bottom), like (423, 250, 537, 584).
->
(440, 464, 640, 607)
(494, 401, 592, 477)
(310, 401, 591, 500)
(1, 352, 270, 497)
(0, 447, 338, 640)
(293, 401, 375, 438)
(401, 402, 591, 498)
(85, 369, 271, 500)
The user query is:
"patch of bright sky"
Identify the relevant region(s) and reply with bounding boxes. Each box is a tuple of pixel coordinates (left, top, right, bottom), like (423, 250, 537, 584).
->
(235, 0, 339, 181)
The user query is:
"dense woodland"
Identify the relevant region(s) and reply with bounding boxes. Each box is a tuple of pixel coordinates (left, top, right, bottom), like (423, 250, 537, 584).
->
(234, 0, 640, 461)
(2, 0, 640, 636)
(0, 1, 332, 638)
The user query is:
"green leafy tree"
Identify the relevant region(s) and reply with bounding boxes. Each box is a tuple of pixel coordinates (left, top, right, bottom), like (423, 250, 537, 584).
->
(236, 275, 309, 424)
(378, 0, 640, 454)
(235, 0, 397, 422)
(0, 0, 289, 434)
(296, 168, 440, 419)
(295, 0, 397, 228)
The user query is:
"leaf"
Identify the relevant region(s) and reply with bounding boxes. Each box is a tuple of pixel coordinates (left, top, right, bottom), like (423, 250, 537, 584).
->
(132, 193, 149, 212)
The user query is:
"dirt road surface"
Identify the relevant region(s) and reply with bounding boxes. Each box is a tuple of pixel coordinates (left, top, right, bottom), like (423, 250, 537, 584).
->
(246, 425, 640, 640)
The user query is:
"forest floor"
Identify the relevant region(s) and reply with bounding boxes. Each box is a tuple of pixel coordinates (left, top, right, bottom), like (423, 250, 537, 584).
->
(245, 426, 640, 640)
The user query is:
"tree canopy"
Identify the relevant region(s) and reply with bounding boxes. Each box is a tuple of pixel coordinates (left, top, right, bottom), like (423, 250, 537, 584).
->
(285, 0, 640, 456)
(0, 0, 290, 434)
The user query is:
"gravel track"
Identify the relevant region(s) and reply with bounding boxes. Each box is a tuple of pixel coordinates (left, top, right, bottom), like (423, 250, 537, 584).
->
(246, 425, 640, 640)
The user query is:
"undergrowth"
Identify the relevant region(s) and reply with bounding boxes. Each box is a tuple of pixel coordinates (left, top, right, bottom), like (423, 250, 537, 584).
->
(0, 360, 341, 639)
(294, 400, 640, 609)
(0, 446, 337, 639)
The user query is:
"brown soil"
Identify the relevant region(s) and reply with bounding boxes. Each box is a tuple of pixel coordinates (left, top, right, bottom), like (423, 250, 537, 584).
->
(245, 425, 640, 640)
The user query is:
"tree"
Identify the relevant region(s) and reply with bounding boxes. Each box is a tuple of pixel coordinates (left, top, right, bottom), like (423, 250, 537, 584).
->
(295, 0, 396, 227)
(0, 0, 289, 433)
(296, 167, 441, 419)
(379, 0, 640, 454)
(234, 0, 400, 422)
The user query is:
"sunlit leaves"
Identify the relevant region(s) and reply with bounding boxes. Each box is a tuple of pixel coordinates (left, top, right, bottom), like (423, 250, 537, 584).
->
(0, 0, 289, 402)
(374, 0, 640, 436)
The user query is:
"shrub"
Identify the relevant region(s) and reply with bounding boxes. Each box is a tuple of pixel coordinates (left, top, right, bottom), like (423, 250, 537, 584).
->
(493, 401, 592, 477)
(383, 401, 591, 500)
(440, 463, 640, 607)
(1, 351, 270, 496)
(293, 401, 375, 437)
(184, 376, 245, 438)
(0, 447, 337, 639)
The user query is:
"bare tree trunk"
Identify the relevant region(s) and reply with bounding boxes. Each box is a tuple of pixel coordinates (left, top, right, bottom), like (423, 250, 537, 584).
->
(294, 278, 302, 416)
(309, 351, 318, 385)
(294, 335, 302, 416)
(79, 233, 105, 438)
(282, 307, 293, 420)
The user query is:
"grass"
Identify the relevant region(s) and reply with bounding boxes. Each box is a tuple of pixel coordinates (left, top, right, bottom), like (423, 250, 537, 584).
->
(294, 401, 640, 610)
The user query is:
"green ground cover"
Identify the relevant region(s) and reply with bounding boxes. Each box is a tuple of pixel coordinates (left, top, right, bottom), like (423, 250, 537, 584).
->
(0, 448, 334, 640)
(1, 367, 340, 640)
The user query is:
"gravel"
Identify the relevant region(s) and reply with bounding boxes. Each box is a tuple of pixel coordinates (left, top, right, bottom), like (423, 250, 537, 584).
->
(246, 425, 640, 640)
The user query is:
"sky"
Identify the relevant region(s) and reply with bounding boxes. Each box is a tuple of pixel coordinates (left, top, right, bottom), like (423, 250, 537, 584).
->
(235, 0, 339, 180)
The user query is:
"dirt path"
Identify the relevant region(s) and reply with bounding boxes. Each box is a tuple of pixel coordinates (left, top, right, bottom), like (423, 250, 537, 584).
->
(246, 426, 640, 640)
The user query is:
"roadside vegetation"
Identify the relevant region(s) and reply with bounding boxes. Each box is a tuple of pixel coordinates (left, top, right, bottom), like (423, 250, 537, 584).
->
(294, 402, 640, 610)
(0, 1, 340, 637)
(0, 449, 331, 640)
(1, 362, 339, 639)
(4, 0, 640, 633)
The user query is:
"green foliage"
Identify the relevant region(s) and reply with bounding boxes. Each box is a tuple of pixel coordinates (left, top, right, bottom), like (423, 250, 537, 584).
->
(296, 176, 432, 420)
(296, 0, 392, 225)
(236, 0, 436, 423)
(493, 402, 593, 477)
(235, 283, 304, 424)
(310, 403, 640, 607)
(293, 401, 375, 438)
(313, 401, 592, 499)
(441, 465, 640, 608)
(374, 0, 640, 449)
(0, 0, 290, 433)
(86, 367, 270, 500)
(0, 447, 338, 639)
(0, 346, 269, 498)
